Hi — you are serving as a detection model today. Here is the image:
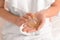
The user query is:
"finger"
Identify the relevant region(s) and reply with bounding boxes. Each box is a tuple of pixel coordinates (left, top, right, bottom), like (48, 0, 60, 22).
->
(17, 19, 26, 26)
(23, 13, 36, 20)
(34, 13, 45, 30)
(27, 28, 36, 33)
(22, 24, 31, 32)
(23, 26, 36, 33)
(22, 26, 28, 32)
(37, 17, 45, 30)
(25, 25, 36, 33)
(23, 13, 32, 20)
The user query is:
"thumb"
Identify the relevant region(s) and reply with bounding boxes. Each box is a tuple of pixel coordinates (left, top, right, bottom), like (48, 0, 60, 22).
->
(37, 16, 45, 30)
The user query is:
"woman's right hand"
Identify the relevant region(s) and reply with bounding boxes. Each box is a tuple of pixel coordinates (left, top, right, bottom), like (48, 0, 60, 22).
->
(15, 17, 27, 26)
(15, 13, 33, 26)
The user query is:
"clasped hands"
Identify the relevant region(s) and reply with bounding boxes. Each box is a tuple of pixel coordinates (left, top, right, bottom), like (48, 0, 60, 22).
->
(16, 12, 45, 33)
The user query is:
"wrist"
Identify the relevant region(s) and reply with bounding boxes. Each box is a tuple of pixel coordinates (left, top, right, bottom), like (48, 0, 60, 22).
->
(15, 17, 26, 26)
(14, 16, 20, 26)
(40, 10, 50, 18)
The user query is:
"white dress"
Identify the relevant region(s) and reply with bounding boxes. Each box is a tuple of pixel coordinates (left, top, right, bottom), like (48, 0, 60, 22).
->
(1, 0, 60, 40)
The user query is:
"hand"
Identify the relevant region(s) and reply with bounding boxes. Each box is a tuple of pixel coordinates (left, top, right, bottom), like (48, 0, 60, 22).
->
(15, 13, 34, 26)
(22, 13, 45, 33)
(35, 12, 45, 30)
(15, 17, 27, 26)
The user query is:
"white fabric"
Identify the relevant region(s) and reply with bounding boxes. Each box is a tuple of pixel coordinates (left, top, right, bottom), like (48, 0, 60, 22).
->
(4, 0, 55, 16)
(1, 18, 53, 40)
(2, 0, 59, 40)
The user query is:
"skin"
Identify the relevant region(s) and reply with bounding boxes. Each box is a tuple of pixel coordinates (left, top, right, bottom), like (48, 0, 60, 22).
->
(0, 0, 60, 32)
(22, 0, 60, 32)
